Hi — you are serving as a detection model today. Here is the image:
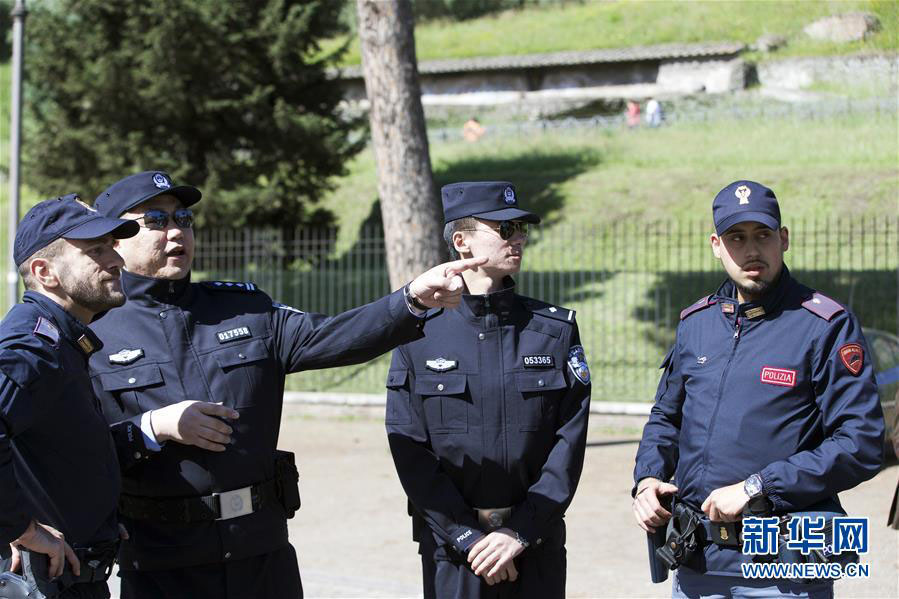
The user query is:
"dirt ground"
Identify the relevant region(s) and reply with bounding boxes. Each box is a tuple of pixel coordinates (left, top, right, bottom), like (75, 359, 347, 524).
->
(110, 404, 898, 598)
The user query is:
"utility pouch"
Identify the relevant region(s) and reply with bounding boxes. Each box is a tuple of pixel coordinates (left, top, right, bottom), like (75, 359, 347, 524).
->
(275, 450, 301, 518)
(656, 500, 703, 571)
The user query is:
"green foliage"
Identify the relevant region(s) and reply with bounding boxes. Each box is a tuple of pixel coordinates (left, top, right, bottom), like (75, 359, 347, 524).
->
(327, 0, 899, 65)
(24, 0, 363, 229)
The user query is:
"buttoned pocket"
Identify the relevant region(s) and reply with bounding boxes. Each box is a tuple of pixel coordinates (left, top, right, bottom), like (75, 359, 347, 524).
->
(96, 363, 165, 413)
(414, 373, 469, 434)
(212, 338, 271, 408)
(385, 369, 410, 426)
(516, 369, 566, 431)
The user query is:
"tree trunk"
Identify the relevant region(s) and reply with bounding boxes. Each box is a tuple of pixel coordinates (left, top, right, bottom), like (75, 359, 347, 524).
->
(356, 0, 447, 291)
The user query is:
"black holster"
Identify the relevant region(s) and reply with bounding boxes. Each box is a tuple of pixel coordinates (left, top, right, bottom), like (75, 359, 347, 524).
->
(275, 450, 301, 519)
(655, 499, 703, 571)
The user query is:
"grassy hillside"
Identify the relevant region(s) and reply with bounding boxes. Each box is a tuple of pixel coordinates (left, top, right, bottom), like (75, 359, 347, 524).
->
(326, 0, 899, 65)
(282, 108, 898, 395)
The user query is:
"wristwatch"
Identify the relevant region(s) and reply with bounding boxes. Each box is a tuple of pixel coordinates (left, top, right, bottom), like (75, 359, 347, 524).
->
(403, 284, 428, 315)
(744, 473, 764, 499)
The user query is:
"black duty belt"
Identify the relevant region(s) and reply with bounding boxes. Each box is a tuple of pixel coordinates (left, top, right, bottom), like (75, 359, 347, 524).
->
(119, 479, 280, 523)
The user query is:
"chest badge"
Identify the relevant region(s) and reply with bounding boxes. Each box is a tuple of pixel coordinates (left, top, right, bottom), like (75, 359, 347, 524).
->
(109, 348, 145, 365)
(567, 345, 590, 385)
(696, 356, 708, 365)
(839, 343, 864, 376)
(760, 367, 797, 387)
(425, 358, 457, 372)
(217, 326, 252, 344)
(523, 355, 555, 368)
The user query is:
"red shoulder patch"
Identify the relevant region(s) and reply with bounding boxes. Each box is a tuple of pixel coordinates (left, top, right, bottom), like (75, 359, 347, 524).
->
(801, 292, 844, 321)
(839, 343, 864, 376)
(680, 295, 715, 320)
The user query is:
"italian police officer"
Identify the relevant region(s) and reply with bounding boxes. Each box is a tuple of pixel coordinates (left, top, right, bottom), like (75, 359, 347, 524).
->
(386, 181, 592, 598)
(632, 181, 884, 597)
(0, 195, 147, 598)
(86, 171, 485, 599)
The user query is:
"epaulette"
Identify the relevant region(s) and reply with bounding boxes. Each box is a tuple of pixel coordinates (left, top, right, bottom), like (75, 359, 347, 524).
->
(801, 292, 844, 321)
(680, 295, 715, 320)
(523, 298, 576, 324)
(33, 317, 60, 345)
(200, 281, 259, 292)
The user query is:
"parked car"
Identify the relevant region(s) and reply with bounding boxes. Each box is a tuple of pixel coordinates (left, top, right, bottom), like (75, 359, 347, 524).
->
(864, 328, 899, 459)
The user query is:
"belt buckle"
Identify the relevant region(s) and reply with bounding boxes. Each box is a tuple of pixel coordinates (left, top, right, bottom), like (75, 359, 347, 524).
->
(476, 507, 512, 530)
(215, 486, 254, 520)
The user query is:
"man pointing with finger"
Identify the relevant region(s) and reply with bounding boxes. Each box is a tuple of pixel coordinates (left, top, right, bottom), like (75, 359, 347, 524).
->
(386, 182, 592, 598)
(87, 170, 484, 599)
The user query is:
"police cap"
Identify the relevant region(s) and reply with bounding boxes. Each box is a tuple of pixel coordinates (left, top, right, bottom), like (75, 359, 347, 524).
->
(94, 171, 202, 218)
(14, 194, 139, 266)
(713, 180, 781, 235)
(441, 181, 541, 225)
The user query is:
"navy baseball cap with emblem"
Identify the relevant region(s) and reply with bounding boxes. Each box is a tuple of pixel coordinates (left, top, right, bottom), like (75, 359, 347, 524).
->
(94, 170, 202, 218)
(712, 180, 781, 235)
(441, 181, 541, 225)
(14, 194, 139, 266)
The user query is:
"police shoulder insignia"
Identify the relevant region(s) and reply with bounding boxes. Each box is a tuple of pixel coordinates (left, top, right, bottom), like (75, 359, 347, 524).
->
(524, 298, 576, 323)
(680, 295, 715, 320)
(33, 317, 59, 345)
(567, 345, 590, 385)
(425, 357, 457, 372)
(273, 302, 304, 315)
(109, 348, 145, 365)
(801, 292, 844, 321)
(838, 343, 864, 376)
(201, 281, 258, 292)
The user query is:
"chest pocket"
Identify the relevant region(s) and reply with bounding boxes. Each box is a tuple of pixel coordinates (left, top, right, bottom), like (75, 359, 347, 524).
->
(96, 363, 165, 414)
(415, 373, 469, 434)
(212, 338, 271, 408)
(516, 369, 566, 431)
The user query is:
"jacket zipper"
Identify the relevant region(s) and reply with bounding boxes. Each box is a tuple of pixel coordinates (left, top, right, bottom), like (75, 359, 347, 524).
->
(699, 314, 741, 493)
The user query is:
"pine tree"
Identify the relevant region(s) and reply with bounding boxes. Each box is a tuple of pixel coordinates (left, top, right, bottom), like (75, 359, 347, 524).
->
(25, 0, 362, 229)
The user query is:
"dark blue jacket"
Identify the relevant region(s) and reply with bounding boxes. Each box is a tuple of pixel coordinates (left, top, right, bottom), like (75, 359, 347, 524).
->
(88, 270, 424, 571)
(0, 292, 139, 557)
(634, 266, 884, 575)
(386, 281, 591, 555)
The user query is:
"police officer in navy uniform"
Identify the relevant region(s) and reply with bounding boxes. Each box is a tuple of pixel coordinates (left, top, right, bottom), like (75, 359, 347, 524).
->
(386, 181, 592, 599)
(87, 171, 485, 599)
(632, 181, 884, 598)
(0, 195, 148, 598)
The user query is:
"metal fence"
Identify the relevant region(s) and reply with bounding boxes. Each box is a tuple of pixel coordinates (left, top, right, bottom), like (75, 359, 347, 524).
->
(194, 217, 899, 401)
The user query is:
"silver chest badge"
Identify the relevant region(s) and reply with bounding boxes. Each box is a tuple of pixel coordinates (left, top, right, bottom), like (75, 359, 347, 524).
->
(426, 358, 457, 372)
(109, 348, 145, 365)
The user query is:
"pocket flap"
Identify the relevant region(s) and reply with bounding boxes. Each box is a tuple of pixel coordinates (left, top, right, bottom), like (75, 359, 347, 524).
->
(386, 369, 408, 389)
(516, 369, 566, 393)
(414, 373, 467, 396)
(97, 363, 164, 391)
(213, 339, 269, 369)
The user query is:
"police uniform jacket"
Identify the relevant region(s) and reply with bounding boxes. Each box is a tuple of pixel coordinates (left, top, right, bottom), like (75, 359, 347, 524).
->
(88, 269, 425, 571)
(386, 279, 591, 556)
(0, 292, 138, 557)
(634, 266, 884, 575)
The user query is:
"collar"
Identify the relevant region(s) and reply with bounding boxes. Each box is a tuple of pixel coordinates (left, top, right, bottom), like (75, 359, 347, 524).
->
(716, 264, 794, 319)
(121, 269, 193, 307)
(23, 291, 104, 356)
(459, 276, 518, 318)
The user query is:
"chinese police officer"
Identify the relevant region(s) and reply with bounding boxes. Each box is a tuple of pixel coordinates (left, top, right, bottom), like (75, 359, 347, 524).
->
(632, 181, 884, 598)
(386, 181, 592, 598)
(87, 171, 485, 599)
(1, 195, 147, 598)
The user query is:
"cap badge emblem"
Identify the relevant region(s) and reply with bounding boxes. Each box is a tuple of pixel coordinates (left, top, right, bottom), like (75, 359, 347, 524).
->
(152, 173, 171, 189)
(503, 186, 516, 205)
(734, 185, 751, 205)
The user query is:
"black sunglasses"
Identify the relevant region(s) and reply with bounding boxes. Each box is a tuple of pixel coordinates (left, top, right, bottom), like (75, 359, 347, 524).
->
(462, 220, 528, 240)
(133, 209, 194, 230)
